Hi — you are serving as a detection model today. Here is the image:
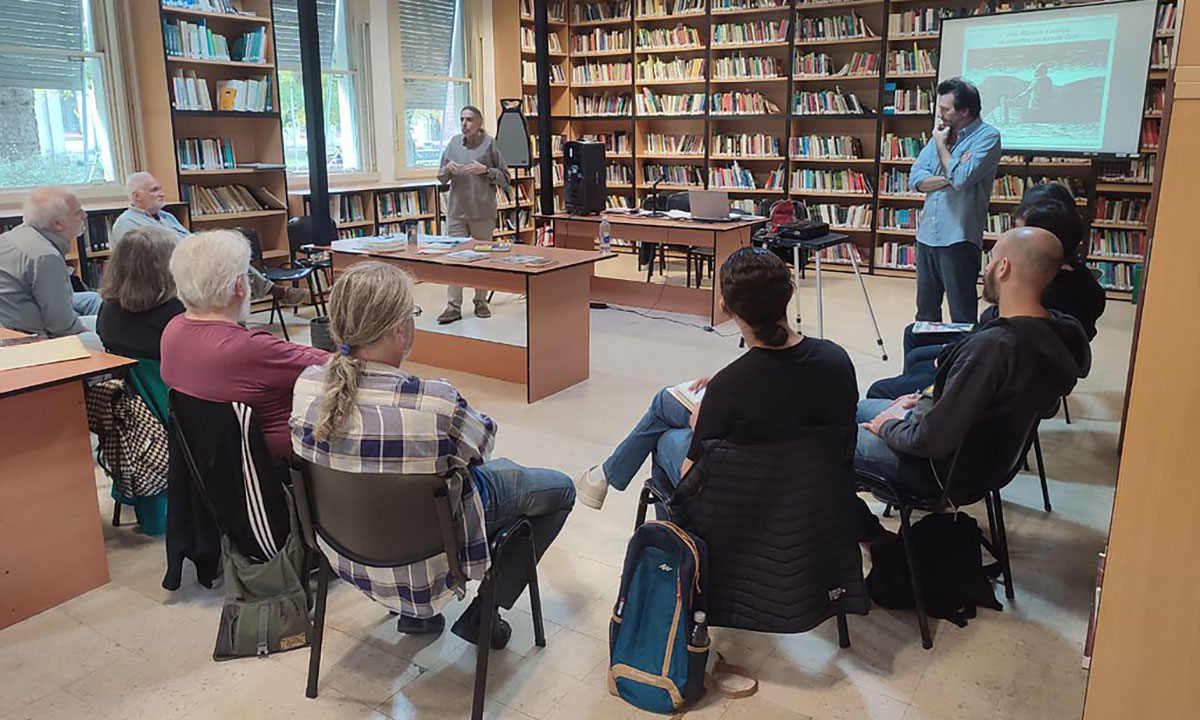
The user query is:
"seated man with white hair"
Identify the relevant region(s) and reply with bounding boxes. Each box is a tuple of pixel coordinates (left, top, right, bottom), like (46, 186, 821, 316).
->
(0, 186, 102, 347)
(113, 172, 307, 306)
(161, 229, 328, 464)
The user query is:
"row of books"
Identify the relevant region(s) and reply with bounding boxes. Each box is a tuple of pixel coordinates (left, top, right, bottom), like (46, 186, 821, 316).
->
(1146, 86, 1166, 114)
(797, 13, 875, 41)
(643, 164, 705, 185)
(581, 132, 633, 154)
(162, 21, 267, 64)
(572, 28, 631, 53)
(793, 89, 870, 115)
(880, 169, 917, 196)
(521, 27, 563, 53)
(713, 133, 779, 156)
(577, 92, 634, 114)
(521, 95, 538, 115)
(1090, 230, 1146, 259)
(879, 207, 920, 231)
(635, 26, 704, 49)
(577, 61, 633, 83)
(712, 0, 787, 11)
(379, 219, 437, 236)
(711, 20, 790, 46)
(791, 168, 873, 194)
(877, 242, 917, 269)
(572, 1, 632, 22)
(986, 212, 1013, 236)
(176, 137, 236, 171)
(535, 162, 566, 185)
(638, 57, 705, 80)
(377, 190, 432, 220)
(524, 61, 567, 84)
(808, 203, 871, 229)
(607, 194, 634, 209)
(888, 47, 937, 75)
(338, 227, 369, 240)
(888, 86, 932, 114)
(521, 0, 566, 21)
(880, 132, 928, 160)
(496, 183, 533, 206)
(530, 134, 568, 155)
(811, 244, 864, 265)
(639, 0, 706, 16)
(182, 184, 282, 217)
(498, 208, 533, 233)
(801, 51, 878, 77)
(1089, 261, 1136, 291)
(162, 0, 255, 14)
(791, 134, 863, 159)
(713, 53, 782, 79)
(731, 198, 759, 213)
(1031, 175, 1086, 197)
(607, 164, 634, 184)
(646, 133, 704, 154)
(993, 175, 1025, 200)
(171, 70, 273, 112)
(1095, 197, 1149, 224)
(1098, 155, 1155, 183)
(330, 195, 366, 224)
(1157, 2, 1178, 32)
(712, 91, 782, 114)
(1151, 39, 1171, 68)
(888, 9, 944, 37)
(709, 162, 784, 190)
(1140, 119, 1161, 150)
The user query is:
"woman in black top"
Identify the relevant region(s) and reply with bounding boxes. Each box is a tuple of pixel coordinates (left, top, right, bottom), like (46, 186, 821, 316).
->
(96, 227, 184, 359)
(574, 247, 859, 510)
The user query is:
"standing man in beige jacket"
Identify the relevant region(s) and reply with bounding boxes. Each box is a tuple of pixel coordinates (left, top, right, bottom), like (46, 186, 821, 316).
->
(436, 106, 510, 324)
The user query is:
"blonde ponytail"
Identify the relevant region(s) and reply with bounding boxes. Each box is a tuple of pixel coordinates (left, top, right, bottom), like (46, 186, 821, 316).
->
(313, 261, 415, 442)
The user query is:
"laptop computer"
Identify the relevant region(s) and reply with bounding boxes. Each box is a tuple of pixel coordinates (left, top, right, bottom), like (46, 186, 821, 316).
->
(688, 190, 733, 222)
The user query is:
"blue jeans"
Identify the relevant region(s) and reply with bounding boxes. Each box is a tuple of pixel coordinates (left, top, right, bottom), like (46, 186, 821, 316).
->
(473, 458, 575, 609)
(602, 388, 692, 493)
(854, 399, 903, 482)
(72, 291, 102, 316)
(866, 344, 942, 399)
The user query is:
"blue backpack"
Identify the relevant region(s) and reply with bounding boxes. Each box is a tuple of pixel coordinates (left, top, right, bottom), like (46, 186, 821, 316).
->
(608, 520, 709, 714)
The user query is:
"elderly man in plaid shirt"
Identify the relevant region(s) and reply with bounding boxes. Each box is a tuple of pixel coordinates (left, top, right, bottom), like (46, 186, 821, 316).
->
(291, 261, 575, 649)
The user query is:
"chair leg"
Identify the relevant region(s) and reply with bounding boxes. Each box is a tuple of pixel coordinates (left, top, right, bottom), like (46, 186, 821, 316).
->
(112, 500, 122, 527)
(306, 562, 330, 699)
(525, 534, 547, 648)
(645, 244, 654, 282)
(991, 490, 1015, 600)
(898, 506, 932, 649)
(271, 298, 290, 341)
(1062, 396, 1072, 424)
(1033, 432, 1051, 512)
(836, 612, 850, 649)
(882, 503, 893, 518)
(984, 493, 1000, 550)
(686, 249, 694, 288)
(634, 486, 652, 530)
(472, 577, 498, 720)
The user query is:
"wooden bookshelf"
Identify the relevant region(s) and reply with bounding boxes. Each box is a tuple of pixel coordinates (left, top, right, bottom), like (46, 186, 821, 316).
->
(288, 182, 442, 240)
(131, 0, 290, 262)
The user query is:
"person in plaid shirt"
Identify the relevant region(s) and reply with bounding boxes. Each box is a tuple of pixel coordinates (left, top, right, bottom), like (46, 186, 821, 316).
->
(291, 261, 574, 649)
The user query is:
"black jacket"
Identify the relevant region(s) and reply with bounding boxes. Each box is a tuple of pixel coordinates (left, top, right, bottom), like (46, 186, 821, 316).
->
(669, 430, 871, 634)
(879, 311, 1091, 460)
(96, 298, 184, 359)
(979, 259, 1106, 341)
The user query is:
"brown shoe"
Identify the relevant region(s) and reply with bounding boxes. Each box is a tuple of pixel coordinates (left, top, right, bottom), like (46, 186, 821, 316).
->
(278, 286, 310, 307)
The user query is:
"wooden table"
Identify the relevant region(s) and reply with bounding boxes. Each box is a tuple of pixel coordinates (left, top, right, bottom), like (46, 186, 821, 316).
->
(330, 241, 610, 403)
(0, 329, 134, 629)
(546, 213, 764, 324)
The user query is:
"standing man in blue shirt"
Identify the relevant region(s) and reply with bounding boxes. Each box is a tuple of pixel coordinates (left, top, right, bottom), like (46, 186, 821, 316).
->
(909, 78, 1002, 323)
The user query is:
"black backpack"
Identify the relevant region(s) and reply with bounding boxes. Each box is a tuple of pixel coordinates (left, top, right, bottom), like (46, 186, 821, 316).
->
(867, 512, 1002, 627)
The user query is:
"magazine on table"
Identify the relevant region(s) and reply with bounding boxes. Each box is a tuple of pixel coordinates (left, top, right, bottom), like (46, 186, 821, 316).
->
(912, 321, 974, 334)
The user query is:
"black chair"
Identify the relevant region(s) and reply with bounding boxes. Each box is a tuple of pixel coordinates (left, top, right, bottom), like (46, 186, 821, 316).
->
(855, 410, 1041, 649)
(636, 431, 870, 645)
(287, 216, 336, 311)
(290, 459, 546, 720)
(242, 227, 324, 341)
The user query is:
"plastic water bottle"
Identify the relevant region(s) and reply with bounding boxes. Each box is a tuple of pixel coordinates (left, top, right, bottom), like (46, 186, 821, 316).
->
(690, 610, 708, 647)
(599, 216, 612, 255)
(406, 220, 418, 249)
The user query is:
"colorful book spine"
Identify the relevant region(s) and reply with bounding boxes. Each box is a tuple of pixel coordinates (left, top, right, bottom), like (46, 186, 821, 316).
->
(790, 134, 863, 159)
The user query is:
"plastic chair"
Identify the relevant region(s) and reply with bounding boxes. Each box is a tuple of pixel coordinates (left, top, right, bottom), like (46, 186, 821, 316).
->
(291, 458, 546, 720)
(242, 227, 324, 341)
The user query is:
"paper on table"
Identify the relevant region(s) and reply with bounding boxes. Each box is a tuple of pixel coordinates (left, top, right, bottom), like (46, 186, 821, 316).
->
(667, 380, 706, 414)
(0, 335, 90, 372)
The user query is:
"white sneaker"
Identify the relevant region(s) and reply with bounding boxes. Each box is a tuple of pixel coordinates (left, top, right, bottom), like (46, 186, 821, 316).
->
(573, 465, 609, 510)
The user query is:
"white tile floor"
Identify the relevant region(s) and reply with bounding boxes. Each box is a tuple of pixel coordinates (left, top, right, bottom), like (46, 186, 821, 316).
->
(0, 263, 1128, 719)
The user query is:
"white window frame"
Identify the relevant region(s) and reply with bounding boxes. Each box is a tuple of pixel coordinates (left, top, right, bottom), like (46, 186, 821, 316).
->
(0, 0, 135, 206)
(388, 0, 482, 178)
(278, 0, 378, 186)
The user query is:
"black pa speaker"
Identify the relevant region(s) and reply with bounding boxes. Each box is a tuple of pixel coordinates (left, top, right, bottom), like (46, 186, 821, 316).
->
(565, 140, 605, 214)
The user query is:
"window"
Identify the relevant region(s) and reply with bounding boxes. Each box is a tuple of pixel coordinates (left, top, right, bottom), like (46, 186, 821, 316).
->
(274, 0, 368, 174)
(0, 0, 125, 190)
(395, 0, 472, 169)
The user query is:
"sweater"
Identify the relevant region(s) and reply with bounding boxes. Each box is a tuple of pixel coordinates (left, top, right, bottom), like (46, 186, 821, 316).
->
(437, 132, 510, 220)
(0, 224, 83, 337)
(96, 298, 185, 360)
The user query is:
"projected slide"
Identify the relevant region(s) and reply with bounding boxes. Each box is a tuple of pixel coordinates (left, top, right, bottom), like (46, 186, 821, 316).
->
(939, 1, 1156, 155)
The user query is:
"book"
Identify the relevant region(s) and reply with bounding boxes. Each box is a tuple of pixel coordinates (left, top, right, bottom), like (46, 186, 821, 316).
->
(0, 335, 90, 372)
(912, 321, 974, 334)
(667, 380, 706, 413)
(445, 250, 493, 262)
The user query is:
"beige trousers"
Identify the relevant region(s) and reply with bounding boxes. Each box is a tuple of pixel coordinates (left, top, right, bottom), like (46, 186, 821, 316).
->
(445, 216, 496, 310)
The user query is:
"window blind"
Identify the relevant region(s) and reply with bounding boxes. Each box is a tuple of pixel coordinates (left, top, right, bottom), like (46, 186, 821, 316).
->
(397, 0, 465, 107)
(273, 0, 339, 72)
(0, 0, 87, 91)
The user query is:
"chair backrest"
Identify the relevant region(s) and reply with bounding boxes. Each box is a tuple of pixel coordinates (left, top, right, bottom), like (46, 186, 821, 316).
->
(289, 457, 468, 586)
(670, 427, 870, 633)
(127, 358, 168, 425)
(287, 216, 337, 254)
(921, 408, 1043, 507)
(169, 390, 292, 562)
(236, 226, 265, 264)
(666, 192, 690, 212)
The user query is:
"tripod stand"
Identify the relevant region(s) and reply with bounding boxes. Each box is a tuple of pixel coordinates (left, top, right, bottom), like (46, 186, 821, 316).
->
(767, 232, 888, 361)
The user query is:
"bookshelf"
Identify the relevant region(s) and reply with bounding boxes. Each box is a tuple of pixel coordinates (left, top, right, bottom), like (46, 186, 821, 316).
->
(288, 182, 443, 241)
(505, 0, 1174, 292)
(132, 1, 291, 262)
